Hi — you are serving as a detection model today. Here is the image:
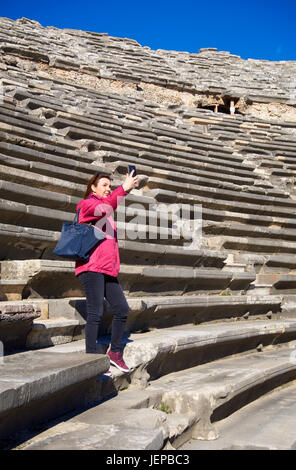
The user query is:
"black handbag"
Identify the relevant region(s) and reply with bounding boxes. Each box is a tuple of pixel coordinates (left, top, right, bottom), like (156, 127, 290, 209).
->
(53, 209, 105, 261)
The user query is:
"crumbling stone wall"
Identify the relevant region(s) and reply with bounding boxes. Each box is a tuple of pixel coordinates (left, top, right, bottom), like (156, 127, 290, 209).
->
(1, 17, 296, 121)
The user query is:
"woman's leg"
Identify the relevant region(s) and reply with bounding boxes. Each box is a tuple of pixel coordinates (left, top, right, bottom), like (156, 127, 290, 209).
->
(104, 275, 130, 353)
(78, 271, 105, 353)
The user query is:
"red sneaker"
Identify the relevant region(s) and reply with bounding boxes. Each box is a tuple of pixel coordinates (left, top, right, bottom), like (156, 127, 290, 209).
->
(108, 350, 130, 372)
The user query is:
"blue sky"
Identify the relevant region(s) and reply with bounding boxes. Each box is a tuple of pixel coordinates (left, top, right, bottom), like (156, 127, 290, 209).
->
(1, 0, 296, 61)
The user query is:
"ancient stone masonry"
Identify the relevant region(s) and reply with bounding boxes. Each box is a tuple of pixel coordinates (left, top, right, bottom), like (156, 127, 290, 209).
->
(1, 17, 296, 119)
(1, 17, 296, 450)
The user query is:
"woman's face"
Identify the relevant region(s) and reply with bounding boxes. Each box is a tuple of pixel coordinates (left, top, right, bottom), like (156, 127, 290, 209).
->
(91, 177, 111, 198)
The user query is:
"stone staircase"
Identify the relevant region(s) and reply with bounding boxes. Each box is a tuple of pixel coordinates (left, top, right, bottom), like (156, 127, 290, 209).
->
(181, 380, 296, 450)
(1, 16, 296, 450)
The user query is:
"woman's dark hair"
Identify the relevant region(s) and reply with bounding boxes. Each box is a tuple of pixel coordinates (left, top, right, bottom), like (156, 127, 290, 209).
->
(84, 173, 111, 199)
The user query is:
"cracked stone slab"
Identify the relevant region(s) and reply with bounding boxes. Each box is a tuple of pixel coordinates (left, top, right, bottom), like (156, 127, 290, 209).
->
(19, 422, 164, 450)
(16, 386, 192, 450)
(180, 382, 296, 450)
(0, 345, 109, 415)
(121, 319, 296, 370)
(46, 319, 296, 380)
(14, 343, 296, 450)
(146, 344, 296, 427)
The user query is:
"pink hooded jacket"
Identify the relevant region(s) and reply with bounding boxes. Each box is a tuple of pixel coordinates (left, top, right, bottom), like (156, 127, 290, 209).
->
(75, 185, 128, 278)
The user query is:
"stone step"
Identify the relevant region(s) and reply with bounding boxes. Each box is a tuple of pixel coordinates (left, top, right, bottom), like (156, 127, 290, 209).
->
(0, 110, 52, 136)
(0, 301, 41, 351)
(6, 82, 292, 182)
(0, 279, 27, 301)
(58, 126, 213, 160)
(20, 292, 282, 326)
(0, 221, 60, 260)
(145, 177, 296, 211)
(118, 241, 227, 268)
(277, 155, 296, 166)
(206, 234, 296, 255)
(0, 194, 169, 233)
(0, 258, 255, 298)
(0, 163, 85, 198)
(0, 175, 82, 208)
(136, 294, 282, 323)
(0, 216, 200, 260)
(222, 252, 296, 274)
(0, 157, 147, 200)
(3, 18, 296, 107)
(119, 265, 255, 296)
(200, 205, 296, 230)
(62, 124, 236, 161)
(147, 342, 296, 443)
(9, 89, 67, 114)
(180, 381, 296, 450)
(0, 259, 84, 299)
(51, 263, 250, 297)
(94, 138, 252, 175)
(0, 115, 77, 152)
(0, 106, 50, 130)
(15, 317, 296, 387)
(0, 128, 99, 167)
(0, 174, 154, 213)
(0, 150, 105, 185)
(251, 277, 296, 296)
(0, 343, 109, 442)
(0, 198, 75, 232)
(14, 395, 166, 450)
(1, 44, 50, 64)
(0, 293, 284, 352)
(0, 165, 150, 212)
(271, 275, 296, 294)
(110, 319, 296, 378)
(203, 220, 296, 243)
(242, 139, 296, 153)
(65, 295, 274, 325)
(110, 161, 258, 195)
(102, 147, 258, 181)
(12, 336, 296, 450)
(147, 188, 296, 220)
(25, 318, 82, 349)
(250, 284, 273, 296)
(47, 115, 151, 138)
(48, 114, 258, 179)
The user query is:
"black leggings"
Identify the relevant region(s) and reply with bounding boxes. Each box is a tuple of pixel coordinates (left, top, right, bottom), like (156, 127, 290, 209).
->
(78, 271, 129, 353)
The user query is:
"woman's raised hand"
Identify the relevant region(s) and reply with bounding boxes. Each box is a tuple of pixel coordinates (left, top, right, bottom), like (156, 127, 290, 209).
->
(122, 170, 138, 192)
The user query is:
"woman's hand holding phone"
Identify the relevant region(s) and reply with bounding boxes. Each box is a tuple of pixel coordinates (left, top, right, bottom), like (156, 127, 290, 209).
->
(122, 167, 138, 192)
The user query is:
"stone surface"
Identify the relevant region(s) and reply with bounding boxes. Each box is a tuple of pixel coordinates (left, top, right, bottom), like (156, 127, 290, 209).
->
(180, 382, 296, 450)
(20, 422, 164, 450)
(13, 342, 296, 450)
(0, 342, 109, 440)
(25, 318, 81, 348)
(0, 302, 41, 350)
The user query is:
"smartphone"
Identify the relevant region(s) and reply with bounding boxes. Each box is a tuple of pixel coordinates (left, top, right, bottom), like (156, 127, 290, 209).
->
(128, 165, 136, 176)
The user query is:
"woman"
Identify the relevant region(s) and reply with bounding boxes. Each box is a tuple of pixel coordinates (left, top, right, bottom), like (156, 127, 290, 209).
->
(75, 171, 138, 374)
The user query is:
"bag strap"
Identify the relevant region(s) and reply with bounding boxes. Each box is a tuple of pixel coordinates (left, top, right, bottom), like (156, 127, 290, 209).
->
(73, 208, 80, 224)
(73, 208, 96, 226)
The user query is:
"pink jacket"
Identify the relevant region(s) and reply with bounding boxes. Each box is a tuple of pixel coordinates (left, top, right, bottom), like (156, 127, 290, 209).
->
(75, 185, 128, 278)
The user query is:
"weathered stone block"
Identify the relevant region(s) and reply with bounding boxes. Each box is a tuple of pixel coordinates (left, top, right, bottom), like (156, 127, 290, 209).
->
(0, 302, 41, 350)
